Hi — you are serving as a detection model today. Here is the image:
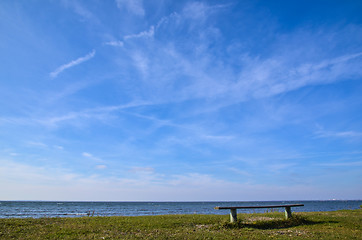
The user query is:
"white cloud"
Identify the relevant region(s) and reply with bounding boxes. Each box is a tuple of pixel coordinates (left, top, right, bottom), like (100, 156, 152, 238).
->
(37, 101, 152, 128)
(117, 9, 362, 106)
(124, 26, 154, 40)
(62, 0, 92, 19)
(201, 135, 235, 142)
(27, 141, 48, 148)
(164, 48, 362, 104)
(95, 165, 107, 169)
(317, 161, 362, 167)
(0, 159, 328, 201)
(182, 2, 208, 20)
(230, 51, 362, 101)
(0, 101, 156, 129)
(182, 2, 229, 20)
(40, 112, 91, 127)
(50, 50, 96, 78)
(130, 51, 149, 77)
(315, 130, 362, 139)
(82, 152, 93, 158)
(61, 0, 101, 25)
(104, 40, 124, 47)
(54, 145, 64, 150)
(82, 152, 102, 162)
(228, 167, 252, 177)
(129, 167, 154, 173)
(116, 0, 145, 16)
(0, 159, 79, 186)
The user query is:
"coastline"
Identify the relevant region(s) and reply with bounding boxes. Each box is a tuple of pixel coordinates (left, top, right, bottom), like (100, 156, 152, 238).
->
(1, 200, 361, 219)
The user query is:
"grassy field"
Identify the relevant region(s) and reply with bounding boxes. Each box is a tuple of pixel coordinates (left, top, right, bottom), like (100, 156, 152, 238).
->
(0, 209, 361, 239)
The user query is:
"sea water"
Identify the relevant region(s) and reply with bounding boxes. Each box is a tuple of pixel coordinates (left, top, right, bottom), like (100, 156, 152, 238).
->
(0, 200, 360, 218)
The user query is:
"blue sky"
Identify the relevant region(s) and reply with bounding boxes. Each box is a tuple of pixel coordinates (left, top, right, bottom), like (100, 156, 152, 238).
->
(1, 0, 362, 201)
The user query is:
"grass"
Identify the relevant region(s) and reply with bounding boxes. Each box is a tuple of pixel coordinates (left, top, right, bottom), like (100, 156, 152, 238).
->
(0, 209, 361, 239)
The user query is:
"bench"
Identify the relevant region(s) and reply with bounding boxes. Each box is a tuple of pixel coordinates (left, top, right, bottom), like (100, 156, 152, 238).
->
(214, 204, 304, 222)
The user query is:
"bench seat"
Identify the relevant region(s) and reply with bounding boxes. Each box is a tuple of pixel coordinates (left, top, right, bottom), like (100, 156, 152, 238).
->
(215, 204, 304, 222)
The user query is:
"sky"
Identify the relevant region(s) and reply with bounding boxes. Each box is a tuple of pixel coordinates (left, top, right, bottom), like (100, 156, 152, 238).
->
(0, 0, 362, 201)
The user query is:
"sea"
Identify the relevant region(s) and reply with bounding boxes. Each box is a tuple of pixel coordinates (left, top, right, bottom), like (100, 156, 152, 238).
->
(0, 200, 360, 218)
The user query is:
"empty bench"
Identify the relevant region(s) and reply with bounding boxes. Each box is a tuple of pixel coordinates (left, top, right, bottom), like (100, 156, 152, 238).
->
(214, 204, 304, 222)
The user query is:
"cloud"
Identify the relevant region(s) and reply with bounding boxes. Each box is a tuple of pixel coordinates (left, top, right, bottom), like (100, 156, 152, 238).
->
(62, 0, 92, 19)
(228, 167, 252, 177)
(50, 50, 96, 78)
(27, 141, 48, 148)
(82, 152, 93, 158)
(61, 0, 100, 25)
(159, 47, 362, 104)
(182, 2, 230, 20)
(82, 152, 102, 162)
(200, 135, 235, 142)
(37, 101, 152, 128)
(0, 101, 155, 130)
(104, 40, 124, 47)
(182, 2, 208, 20)
(40, 112, 91, 127)
(0, 159, 79, 186)
(95, 165, 107, 169)
(54, 145, 64, 150)
(228, 51, 362, 102)
(47, 80, 96, 103)
(130, 51, 149, 77)
(124, 26, 154, 40)
(129, 167, 154, 173)
(116, 0, 145, 16)
(0, 159, 325, 201)
(317, 161, 362, 167)
(315, 130, 362, 139)
(115, 4, 362, 107)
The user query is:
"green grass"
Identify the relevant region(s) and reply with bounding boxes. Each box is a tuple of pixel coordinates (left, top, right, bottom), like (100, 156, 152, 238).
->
(0, 209, 361, 239)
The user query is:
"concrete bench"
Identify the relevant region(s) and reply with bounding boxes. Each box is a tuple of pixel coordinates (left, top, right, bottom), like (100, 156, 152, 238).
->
(214, 204, 304, 222)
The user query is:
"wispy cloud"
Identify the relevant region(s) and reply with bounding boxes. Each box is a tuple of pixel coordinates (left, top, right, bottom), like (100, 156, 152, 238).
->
(228, 51, 362, 102)
(200, 135, 235, 142)
(61, 0, 100, 24)
(130, 51, 149, 77)
(317, 161, 362, 167)
(54, 145, 64, 150)
(0, 158, 358, 201)
(124, 26, 154, 40)
(315, 130, 362, 139)
(115, 0, 145, 16)
(228, 167, 252, 177)
(117, 4, 362, 105)
(160, 47, 362, 105)
(182, 2, 229, 20)
(50, 50, 96, 78)
(82, 152, 102, 162)
(31, 101, 153, 128)
(129, 167, 154, 173)
(104, 40, 124, 47)
(47, 80, 97, 102)
(27, 141, 48, 148)
(95, 165, 107, 169)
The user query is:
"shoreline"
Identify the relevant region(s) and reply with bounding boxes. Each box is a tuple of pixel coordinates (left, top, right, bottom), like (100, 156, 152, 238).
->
(1, 207, 361, 220)
(1, 200, 361, 219)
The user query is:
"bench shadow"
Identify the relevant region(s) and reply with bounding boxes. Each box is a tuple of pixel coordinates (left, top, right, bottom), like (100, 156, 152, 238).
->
(221, 216, 338, 230)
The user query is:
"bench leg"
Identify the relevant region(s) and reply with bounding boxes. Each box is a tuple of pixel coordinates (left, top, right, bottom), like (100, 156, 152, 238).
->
(284, 207, 292, 219)
(230, 209, 237, 223)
